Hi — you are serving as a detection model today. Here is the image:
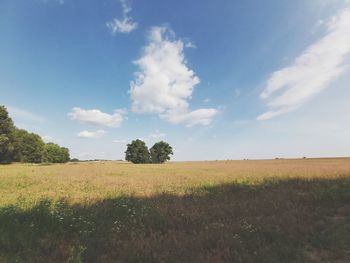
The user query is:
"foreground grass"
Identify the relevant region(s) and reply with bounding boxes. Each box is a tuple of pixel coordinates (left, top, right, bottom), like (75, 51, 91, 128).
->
(0, 159, 350, 262)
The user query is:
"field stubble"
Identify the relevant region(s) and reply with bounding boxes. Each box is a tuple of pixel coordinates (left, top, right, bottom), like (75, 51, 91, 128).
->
(0, 158, 349, 262)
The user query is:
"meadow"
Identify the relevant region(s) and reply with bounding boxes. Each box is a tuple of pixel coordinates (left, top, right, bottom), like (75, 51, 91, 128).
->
(0, 158, 349, 262)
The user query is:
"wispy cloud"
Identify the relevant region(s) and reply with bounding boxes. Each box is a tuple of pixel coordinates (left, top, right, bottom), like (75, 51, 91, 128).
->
(130, 26, 219, 126)
(258, 3, 350, 120)
(161, 108, 219, 127)
(113, 139, 127, 143)
(7, 106, 45, 123)
(68, 107, 126, 128)
(41, 0, 64, 5)
(150, 130, 166, 139)
(106, 0, 138, 34)
(78, 130, 106, 139)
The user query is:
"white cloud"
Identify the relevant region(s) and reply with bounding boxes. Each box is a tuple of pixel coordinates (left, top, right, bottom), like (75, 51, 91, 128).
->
(78, 130, 106, 139)
(130, 26, 219, 126)
(150, 130, 166, 139)
(185, 41, 196, 49)
(68, 107, 126, 128)
(161, 108, 219, 127)
(258, 4, 350, 120)
(107, 18, 137, 34)
(106, 0, 137, 34)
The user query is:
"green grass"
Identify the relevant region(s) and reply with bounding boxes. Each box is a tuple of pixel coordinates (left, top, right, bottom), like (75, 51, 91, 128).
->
(0, 159, 349, 262)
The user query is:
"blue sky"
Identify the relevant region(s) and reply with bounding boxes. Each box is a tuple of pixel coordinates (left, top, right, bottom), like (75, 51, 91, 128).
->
(1, 0, 350, 160)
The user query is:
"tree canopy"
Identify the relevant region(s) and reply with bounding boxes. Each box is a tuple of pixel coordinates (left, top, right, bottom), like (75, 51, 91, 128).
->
(150, 141, 173, 163)
(125, 139, 150, 164)
(12, 129, 45, 163)
(42, 143, 70, 163)
(0, 106, 15, 163)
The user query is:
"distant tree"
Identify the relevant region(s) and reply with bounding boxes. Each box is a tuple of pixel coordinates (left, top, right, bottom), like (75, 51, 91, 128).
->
(0, 105, 72, 164)
(150, 141, 173, 163)
(42, 143, 70, 163)
(70, 158, 80, 162)
(125, 139, 150, 164)
(0, 106, 15, 163)
(12, 129, 45, 163)
(60, 147, 70, 163)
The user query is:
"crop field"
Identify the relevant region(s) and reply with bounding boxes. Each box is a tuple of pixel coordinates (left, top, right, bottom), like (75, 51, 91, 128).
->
(0, 158, 349, 262)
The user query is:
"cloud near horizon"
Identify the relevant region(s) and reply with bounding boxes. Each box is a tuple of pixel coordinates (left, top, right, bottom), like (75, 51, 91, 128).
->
(130, 26, 219, 126)
(258, 3, 350, 120)
(68, 107, 126, 128)
(106, 0, 138, 34)
(78, 130, 106, 139)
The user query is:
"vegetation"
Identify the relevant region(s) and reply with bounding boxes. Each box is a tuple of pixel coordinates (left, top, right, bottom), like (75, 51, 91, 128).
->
(150, 141, 173, 163)
(125, 139, 173, 164)
(42, 143, 70, 163)
(0, 105, 70, 164)
(0, 158, 349, 262)
(0, 106, 15, 164)
(125, 139, 150, 164)
(12, 129, 45, 163)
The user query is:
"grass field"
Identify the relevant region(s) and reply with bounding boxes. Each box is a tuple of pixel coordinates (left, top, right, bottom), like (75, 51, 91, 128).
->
(0, 158, 349, 262)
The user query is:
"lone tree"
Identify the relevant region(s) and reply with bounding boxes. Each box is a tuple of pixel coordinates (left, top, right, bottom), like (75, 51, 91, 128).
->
(125, 139, 150, 164)
(150, 141, 173, 163)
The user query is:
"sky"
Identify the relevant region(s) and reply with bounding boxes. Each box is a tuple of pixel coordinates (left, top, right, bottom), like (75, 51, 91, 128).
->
(1, 0, 350, 161)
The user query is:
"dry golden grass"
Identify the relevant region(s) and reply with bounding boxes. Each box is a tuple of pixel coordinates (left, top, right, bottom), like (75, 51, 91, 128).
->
(1, 158, 349, 262)
(1, 158, 349, 206)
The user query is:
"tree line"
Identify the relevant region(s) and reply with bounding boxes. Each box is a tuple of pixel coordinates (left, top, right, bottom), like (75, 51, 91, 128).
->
(125, 139, 173, 164)
(0, 105, 70, 164)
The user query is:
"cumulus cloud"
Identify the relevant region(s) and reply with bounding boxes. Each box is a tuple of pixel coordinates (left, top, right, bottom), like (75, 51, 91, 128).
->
(106, 0, 137, 34)
(78, 130, 106, 139)
(68, 107, 126, 128)
(258, 4, 350, 120)
(130, 26, 219, 126)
